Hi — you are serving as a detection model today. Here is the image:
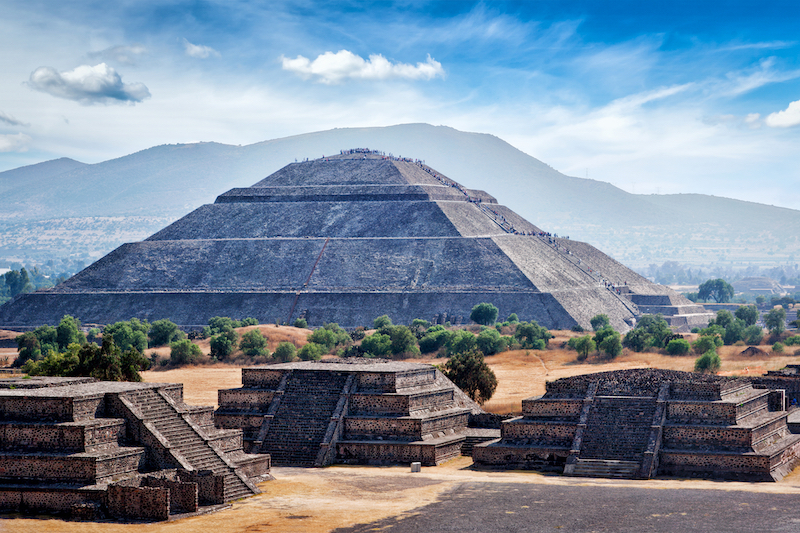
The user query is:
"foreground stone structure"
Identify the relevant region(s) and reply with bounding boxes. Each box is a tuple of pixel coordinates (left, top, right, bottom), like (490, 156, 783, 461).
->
(0, 377, 269, 520)
(0, 150, 710, 332)
(215, 360, 489, 466)
(473, 369, 800, 481)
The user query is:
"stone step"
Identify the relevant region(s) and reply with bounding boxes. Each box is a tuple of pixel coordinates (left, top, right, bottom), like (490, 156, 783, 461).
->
(571, 459, 640, 479)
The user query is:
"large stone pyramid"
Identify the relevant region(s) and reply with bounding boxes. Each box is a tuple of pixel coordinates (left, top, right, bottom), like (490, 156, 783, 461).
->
(0, 150, 710, 330)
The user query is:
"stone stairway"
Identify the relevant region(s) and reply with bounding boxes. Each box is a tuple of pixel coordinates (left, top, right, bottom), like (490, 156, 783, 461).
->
(261, 370, 349, 466)
(571, 458, 640, 479)
(126, 388, 255, 501)
(579, 396, 657, 466)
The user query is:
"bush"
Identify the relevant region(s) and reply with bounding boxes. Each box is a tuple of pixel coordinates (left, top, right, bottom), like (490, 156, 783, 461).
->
(773, 342, 785, 354)
(387, 325, 419, 356)
(240, 330, 269, 357)
(209, 328, 238, 359)
(694, 350, 721, 373)
(373, 315, 393, 329)
(506, 313, 519, 324)
(293, 318, 308, 329)
(784, 335, 800, 346)
(571, 324, 585, 333)
(240, 317, 259, 326)
(104, 319, 149, 353)
(514, 321, 552, 349)
(568, 335, 596, 360)
(349, 327, 366, 341)
(692, 335, 721, 354)
(440, 347, 497, 405)
(470, 303, 499, 326)
(419, 328, 452, 354)
(297, 342, 325, 361)
(170, 339, 202, 365)
(446, 330, 477, 355)
(308, 328, 337, 352)
(56, 315, 85, 350)
(476, 329, 509, 355)
(149, 319, 184, 347)
(590, 314, 610, 331)
(666, 338, 691, 356)
(361, 333, 391, 357)
(273, 341, 296, 362)
(597, 329, 622, 358)
(743, 325, 764, 345)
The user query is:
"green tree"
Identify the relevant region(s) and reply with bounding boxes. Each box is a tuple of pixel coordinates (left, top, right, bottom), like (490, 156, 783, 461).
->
(293, 318, 308, 329)
(418, 327, 452, 354)
(14, 332, 42, 368)
(209, 328, 238, 359)
(694, 350, 721, 373)
(515, 321, 551, 349)
(104, 319, 149, 353)
(735, 305, 759, 327)
(441, 347, 498, 405)
(773, 342, 785, 354)
(56, 315, 85, 350)
(170, 339, 203, 365)
(308, 328, 337, 351)
(476, 328, 509, 355)
(743, 324, 764, 345)
(693, 335, 721, 354)
(590, 314, 610, 331)
(373, 315, 393, 329)
(361, 333, 391, 357)
(446, 330, 477, 355)
(297, 342, 324, 361)
(2, 268, 33, 297)
(240, 317, 259, 326)
(240, 330, 269, 357)
(273, 341, 297, 362)
(666, 338, 691, 355)
(597, 329, 622, 358)
(697, 279, 734, 303)
(722, 318, 745, 345)
(470, 303, 499, 326)
(506, 313, 519, 324)
(765, 307, 787, 336)
(387, 325, 419, 356)
(149, 319, 184, 347)
(568, 335, 596, 360)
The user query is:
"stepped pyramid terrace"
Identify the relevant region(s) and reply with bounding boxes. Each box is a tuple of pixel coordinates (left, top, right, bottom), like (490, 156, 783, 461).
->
(0, 377, 270, 520)
(473, 369, 800, 481)
(0, 149, 711, 332)
(214, 359, 491, 466)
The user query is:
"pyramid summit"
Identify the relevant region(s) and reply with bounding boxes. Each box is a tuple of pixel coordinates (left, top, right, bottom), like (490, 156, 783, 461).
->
(0, 149, 710, 330)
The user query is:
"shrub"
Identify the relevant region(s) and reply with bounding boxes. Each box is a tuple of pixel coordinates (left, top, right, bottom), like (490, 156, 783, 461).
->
(293, 318, 308, 329)
(476, 329, 509, 355)
(349, 327, 366, 341)
(773, 342, 785, 354)
(361, 333, 391, 357)
(694, 350, 721, 373)
(273, 341, 296, 362)
(446, 330, 477, 355)
(308, 328, 337, 352)
(571, 324, 585, 333)
(692, 335, 721, 354)
(387, 325, 419, 356)
(666, 338, 691, 356)
(297, 342, 325, 361)
(240, 317, 259, 326)
(419, 328, 451, 354)
(240, 330, 269, 357)
(514, 321, 552, 349)
(470, 303, 499, 326)
(568, 335, 596, 360)
(784, 335, 800, 346)
(440, 347, 497, 405)
(743, 325, 764, 345)
(56, 315, 85, 350)
(209, 328, 238, 359)
(597, 329, 622, 358)
(170, 339, 202, 365)
(373, 315, 393, 329)
(149, 319, 184, 347)
(506, 313, 519, 324)
(590, 314, 610, 331)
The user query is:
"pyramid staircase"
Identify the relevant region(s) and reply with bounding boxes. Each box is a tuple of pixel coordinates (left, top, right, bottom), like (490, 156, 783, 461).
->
(121, 388, 257, 501)
(259, 370, 349, 466)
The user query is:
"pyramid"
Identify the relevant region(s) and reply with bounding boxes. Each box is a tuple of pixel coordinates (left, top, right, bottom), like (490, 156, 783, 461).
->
(0, 150, 711, 330)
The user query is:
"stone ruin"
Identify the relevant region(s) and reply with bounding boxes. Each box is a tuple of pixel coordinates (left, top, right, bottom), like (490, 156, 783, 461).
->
(0, 377, 270, 520)
(214, 360, 493, 467)
(0, 150, 711, 332)
(473, 369, 800, 481)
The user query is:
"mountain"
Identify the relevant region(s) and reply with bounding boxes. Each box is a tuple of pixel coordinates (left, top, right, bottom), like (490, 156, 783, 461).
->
(1, 124, 798, 268)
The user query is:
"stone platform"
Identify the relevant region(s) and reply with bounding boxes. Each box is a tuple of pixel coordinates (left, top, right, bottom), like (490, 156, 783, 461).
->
(0, 377, 270, 520)
(214, 360, 486, 467)
(473, 369, 800, 481)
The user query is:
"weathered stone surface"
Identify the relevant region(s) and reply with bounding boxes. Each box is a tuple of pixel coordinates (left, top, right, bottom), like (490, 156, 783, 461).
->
(0, 152, 711, 330)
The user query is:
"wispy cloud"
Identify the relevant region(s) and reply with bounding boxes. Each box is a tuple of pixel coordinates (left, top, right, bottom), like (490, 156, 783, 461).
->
(766, 100, 800, 127)
(183, 38, 220, 59)
(88, 44, 147, 66)
(0, 111, 29, 127)
(281, 50, 444, 84)
(26, 63, 150, 105)
(0, 133, 32, 153)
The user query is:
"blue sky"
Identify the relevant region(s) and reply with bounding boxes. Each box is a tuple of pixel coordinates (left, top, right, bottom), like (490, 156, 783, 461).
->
(2, 1, 799, 208)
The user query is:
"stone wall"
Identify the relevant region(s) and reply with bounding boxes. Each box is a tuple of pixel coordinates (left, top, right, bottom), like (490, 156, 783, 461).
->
(107, 483, 170, 521)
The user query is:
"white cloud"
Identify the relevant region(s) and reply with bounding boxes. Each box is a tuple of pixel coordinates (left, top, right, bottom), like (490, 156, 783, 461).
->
(0, 133, 32, 152)
(88, 44, 147, 65)
(26, 63, 150, 105)
(281, 50, 444, 84)
(765, 100, 800, 127)
(183, 39, 220, 59)
(0, 111, 29, 127)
